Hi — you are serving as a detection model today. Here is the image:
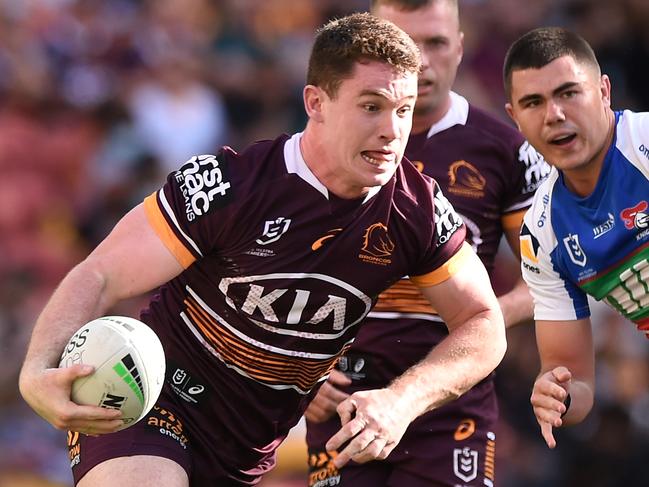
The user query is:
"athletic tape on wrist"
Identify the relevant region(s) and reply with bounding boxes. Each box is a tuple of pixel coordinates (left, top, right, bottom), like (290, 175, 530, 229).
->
(560, 393, 571, 418)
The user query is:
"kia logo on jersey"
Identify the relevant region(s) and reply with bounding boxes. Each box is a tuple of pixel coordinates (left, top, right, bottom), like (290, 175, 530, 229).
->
(217, 273, 372, 332)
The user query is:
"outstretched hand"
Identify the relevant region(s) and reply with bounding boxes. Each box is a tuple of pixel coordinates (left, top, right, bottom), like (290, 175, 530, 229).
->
(325, 388, 413, 468)
(530, 366, 571, 448)
(305, 369, 352, 423)
(19, 364, 123, 435)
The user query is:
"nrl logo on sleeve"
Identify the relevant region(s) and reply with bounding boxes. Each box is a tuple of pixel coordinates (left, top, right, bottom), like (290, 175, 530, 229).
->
(175, 154, 232, 222)
(433, 186, 463, 246)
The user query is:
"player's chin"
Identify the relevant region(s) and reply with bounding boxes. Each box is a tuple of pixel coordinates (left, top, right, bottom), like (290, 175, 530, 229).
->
(366, 168, 396, 188)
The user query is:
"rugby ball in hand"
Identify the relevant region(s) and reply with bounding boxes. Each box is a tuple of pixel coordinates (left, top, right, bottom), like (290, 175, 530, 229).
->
(59, 316, 166, 430)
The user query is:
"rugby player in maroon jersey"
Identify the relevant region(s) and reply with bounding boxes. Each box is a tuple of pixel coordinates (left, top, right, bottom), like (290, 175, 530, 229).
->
(19, 13, 505, 487)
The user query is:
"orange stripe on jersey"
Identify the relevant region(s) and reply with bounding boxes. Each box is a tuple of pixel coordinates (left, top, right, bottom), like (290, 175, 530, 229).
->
(192, 313, 338, 387)
(184, 296, 346, 392)
(501, 208, 527, 231)
(410, 242, 472, 288)
(188, 300, 334, 378)
(143, 192, 196, 269)
(372, 279, 438, 314)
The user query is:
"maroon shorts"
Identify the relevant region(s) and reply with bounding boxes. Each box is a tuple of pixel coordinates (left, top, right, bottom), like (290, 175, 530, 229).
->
(67, 384, 277, 487)
(68, 392, 252, 487)
(68, 398, 192, 483)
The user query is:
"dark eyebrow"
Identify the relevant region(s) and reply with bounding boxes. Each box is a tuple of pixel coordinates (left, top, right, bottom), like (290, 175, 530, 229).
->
(423, 35, 447, 44)
(359, 89, 387, 98)
(516, 81, 580, 107)
(358, 89, 416, 102)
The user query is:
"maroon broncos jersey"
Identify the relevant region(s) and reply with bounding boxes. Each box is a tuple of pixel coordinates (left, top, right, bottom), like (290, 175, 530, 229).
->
(137, 132, 468, 480)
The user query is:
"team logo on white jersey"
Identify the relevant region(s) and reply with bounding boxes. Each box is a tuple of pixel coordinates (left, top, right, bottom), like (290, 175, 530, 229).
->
(563, 233, 587, 267)
(453, 447, 478, 482)
(620, 201, 649, 231)
(256, 217, 291, 245)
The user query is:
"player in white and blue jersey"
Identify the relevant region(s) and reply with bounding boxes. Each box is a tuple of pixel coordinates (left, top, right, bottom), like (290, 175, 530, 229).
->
(504, 26, 649, 449)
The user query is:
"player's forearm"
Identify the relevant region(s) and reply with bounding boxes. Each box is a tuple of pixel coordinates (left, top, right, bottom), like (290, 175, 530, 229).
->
(386, 308, 506, 419)
(498, 279, 533, 328)
(20, 260, 114, 375)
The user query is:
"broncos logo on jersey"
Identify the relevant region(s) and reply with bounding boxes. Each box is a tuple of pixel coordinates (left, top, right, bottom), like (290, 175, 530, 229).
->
(361, 223, 395, 258)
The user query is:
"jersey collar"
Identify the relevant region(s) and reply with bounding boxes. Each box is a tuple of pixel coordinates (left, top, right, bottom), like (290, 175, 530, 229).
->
(284, 132, 381, 203)
(426, 91, 469, 138)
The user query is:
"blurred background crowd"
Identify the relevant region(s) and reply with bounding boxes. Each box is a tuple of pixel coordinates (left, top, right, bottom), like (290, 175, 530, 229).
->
(0, 0, 648, 486)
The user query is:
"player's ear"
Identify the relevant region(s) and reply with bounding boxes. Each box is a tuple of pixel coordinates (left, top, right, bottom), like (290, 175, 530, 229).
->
(303, 85, 326, 123)
(457, 31, 465, 64)
(599, 74, 612, 108)
(505, 103, 521, 130)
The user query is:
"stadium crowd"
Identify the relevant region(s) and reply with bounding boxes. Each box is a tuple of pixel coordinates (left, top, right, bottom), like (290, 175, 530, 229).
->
(0, 0, 648, 486)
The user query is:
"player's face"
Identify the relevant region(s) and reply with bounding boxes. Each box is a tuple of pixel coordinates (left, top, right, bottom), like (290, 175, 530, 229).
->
(374, 2, 463, 125)
(319, 61, 417, 197)
(506, 55, 612, 175)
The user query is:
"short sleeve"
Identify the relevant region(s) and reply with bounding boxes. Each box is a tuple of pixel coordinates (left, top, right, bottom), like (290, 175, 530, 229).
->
(409, 181, 467, 286)
(142, 151, 236, 268)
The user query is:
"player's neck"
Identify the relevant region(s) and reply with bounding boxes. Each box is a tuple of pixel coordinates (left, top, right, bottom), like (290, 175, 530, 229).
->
(562, 110, 616, 198)
(300, 127, 367, 200)
(411, 95, 452, 135)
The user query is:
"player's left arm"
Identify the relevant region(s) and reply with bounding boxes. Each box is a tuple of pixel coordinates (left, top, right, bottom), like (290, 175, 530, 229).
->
(498, 211, 534, 328)
(531, 318, 595, 448)
(401, 243, 507, 412)
(326, 243, 506, 467)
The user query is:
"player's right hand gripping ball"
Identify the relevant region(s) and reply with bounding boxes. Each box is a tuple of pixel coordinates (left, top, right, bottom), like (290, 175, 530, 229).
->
(59, 316, 166, 430)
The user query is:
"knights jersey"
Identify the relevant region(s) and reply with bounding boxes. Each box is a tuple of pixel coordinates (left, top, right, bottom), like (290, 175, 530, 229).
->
(520, 110, 649, 334)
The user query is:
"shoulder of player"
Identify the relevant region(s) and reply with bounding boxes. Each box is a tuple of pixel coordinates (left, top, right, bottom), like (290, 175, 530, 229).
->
(209, 134, 293, 184)
(615, 110, 649, 167)
(522, 169, 560, 235)
(392, 158, 438, 210)
(223, 134, 290, 167)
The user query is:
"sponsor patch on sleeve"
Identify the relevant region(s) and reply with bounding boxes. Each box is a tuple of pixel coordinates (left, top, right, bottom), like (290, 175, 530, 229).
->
(433, 184, 464, 247)
(174, 153, 233, 222)
(518, 141, 551, 194)
(520, 223, 541, 274)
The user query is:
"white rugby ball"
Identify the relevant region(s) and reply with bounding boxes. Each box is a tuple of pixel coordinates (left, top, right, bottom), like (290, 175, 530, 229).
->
(59, 316, 166, 430)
